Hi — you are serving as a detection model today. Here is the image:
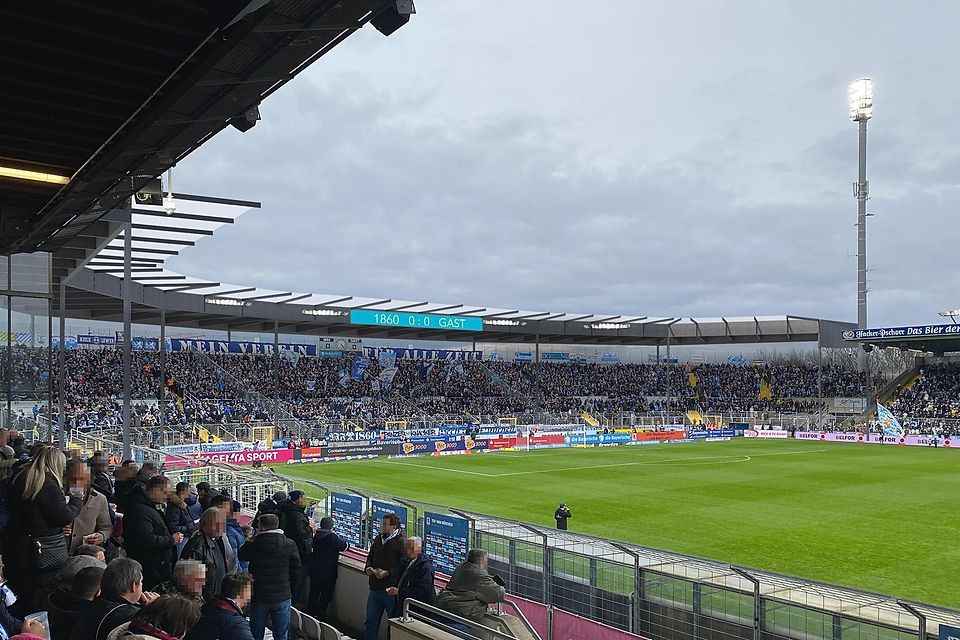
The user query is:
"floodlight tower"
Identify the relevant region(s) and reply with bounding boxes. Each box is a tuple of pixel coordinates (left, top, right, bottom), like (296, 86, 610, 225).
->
(849, 78, 873, 342)
(849, 78, 874, 419)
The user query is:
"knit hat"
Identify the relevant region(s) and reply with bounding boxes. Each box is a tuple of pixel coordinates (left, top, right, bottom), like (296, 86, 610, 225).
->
(320, 517, 335, 530)
(272, 491, 288, 503)
(289, 490, 305, 502)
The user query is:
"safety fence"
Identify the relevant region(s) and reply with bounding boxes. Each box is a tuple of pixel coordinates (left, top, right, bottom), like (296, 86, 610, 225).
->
(275, 475, 960, 640)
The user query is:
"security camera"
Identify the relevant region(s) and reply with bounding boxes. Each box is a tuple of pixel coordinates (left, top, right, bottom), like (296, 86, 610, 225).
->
(162, 195, 176, 216)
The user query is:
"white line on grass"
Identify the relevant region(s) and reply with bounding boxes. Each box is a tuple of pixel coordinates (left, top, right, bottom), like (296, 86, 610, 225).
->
(380, 447, 830, 478)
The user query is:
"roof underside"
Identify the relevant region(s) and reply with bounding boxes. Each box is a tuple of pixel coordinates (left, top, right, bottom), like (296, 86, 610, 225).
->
(1, 0, 405, 254)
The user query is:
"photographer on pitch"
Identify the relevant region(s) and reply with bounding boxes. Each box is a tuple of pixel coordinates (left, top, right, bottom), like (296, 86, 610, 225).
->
(554, 502, 572, 531)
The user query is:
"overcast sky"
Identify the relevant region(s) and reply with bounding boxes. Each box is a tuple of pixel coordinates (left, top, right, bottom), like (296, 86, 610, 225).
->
(173, 1, 960, 327)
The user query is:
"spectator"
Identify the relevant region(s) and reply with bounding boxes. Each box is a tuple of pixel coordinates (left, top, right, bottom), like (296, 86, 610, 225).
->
(185, 486, 203, 525)
(194, 483, 213, 513)
(65, 461, 113, 554)
(387, 536, 435, 616)
(252, 492, 285, 529)
(307, 516, 348, 621)
(363, 513, 405, 640)
(105, 594, 201, 640)
(225, 502, 247, 573)
(238, 514, 300, 640)
(55, 544, 107, 591)
(8, 618, 46, 640)
(70, 557, 159, 640)
(2, 444, 83, 612)
(166, 482, 195, 540)
(156, 560, 206, 604)
(435, 549, 505, 624)
(47, 565, 104, 640)
(277, 491, 312, 601)
(180, 508, 234, 602)
(554, 502, 572, 531)
(89, 452, 115, 503)
(185, 572, 255, 640)
(123, 476, 183, 590)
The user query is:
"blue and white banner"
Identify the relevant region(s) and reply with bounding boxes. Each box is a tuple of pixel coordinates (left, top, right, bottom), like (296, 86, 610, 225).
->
(169, 339, 318, 356)
(601, 352, 620, 362)
(132, 337, 159, 351)
(331, 493, 365, 547)
(364, 347, 481, 361)
(514, 351, 533, 362)
(876, 402, 905, 437)
(371, 500, 409, 537)
(424, 512, 470, 575)
(351, 355, 371, 381)
(77, 334, 116, 346)
(542, 352, 569, 361)
(378, 349, 397, 369)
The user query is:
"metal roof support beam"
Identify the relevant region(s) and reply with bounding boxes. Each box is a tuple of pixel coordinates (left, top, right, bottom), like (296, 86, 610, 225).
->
(352, 299, 392, 310)
(132, 223, 214, 235)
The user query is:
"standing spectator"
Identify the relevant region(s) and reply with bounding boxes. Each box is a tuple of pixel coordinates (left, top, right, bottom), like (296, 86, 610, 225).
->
(208, 495, 245, 569)
(554, 502, 572, 530)
(180, 509, 234, 602)
(238, 514, 300, 640)
(166, 482, 195, 557)
(253, 492, 285, 529)
(123, 476, 183, 590)
(278, 491, 312, 601)
(387, 537, 435, 616)
(0, 445, 17, 482)
(307, 516, 348, 621)
(64, 461, 113, 554)
(185, 486, 203, 525)
(89, 453, 115, 503)
(186, 572, 255, 640)
(435, 549, 505, 624)
(195, 483, 214, 512)
(47, 565, 104, 640)
(70, 558, 159, 640)
(2, 445, 82, 612)
(104, 594, 201, 640)
(363, 513, 405, 640)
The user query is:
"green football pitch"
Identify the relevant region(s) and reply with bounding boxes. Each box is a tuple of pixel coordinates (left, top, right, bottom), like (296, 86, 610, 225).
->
(276, 438, 960, 608)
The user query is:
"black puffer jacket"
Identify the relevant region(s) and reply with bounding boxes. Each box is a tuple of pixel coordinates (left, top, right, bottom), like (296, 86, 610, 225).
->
(47, 586, 93, 640)
(238, 529, 301, 605)
(121, 490, 176, 589)
(278, 499, 312, 562)
(70, 594, 140, 640)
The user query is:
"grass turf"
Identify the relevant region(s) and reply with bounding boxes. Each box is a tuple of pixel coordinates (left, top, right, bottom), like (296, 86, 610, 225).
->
(275, 439, 960, 608)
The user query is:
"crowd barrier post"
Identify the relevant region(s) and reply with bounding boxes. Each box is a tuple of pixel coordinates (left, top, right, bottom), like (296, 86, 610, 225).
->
(731, 566, 761, 640)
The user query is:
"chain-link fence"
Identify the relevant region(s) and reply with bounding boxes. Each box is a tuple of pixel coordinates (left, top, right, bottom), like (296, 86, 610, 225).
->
(278, 476, 960, 640)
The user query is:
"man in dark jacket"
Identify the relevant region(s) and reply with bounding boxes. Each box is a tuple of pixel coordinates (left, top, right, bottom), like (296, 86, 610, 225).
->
(70, 557, 159, 640)
(364, 513, 405, 640)
(387, 536, 435, 616)
(238, 514, 300, 640)
(180, 507, 235, 602)
(186, 572, 255, 640)
(554, 502, 572, 530)
(122, 475, 183, 589)
(308, 516, 348, 621)
(278, 490, 313, 602)
(47, 565, 103, 640)
(89, 452, 114, 502)
(252, 491, 286, 528)
(435, 549, 505, 624)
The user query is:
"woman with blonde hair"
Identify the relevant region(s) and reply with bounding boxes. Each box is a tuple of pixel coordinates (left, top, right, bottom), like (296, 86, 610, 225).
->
(1, 443, 83, 612)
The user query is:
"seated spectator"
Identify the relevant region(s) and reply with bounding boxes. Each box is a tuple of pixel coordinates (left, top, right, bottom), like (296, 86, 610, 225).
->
(8, 618, 47, 640)
(105, 594, 201, 640)
(185, 572, 254, 640)
(156, 560, 206, 604)
(435, 549, 505, 624)
(48, 565, 104, 640)
(180, 508, 235, 602)
(70, 557, 159, 640)
(55, 544, 107, 591)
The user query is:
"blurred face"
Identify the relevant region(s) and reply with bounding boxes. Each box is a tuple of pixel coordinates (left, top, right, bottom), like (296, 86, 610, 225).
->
(405, 539, 421, 558)
(203, 510, 227, 537)
(381, 517, 396, 535)
(95, 551, 105, 563)
(235, 584, 253, 609)
(148, 481, 169, 504)
(180, 568, 207, 596)
(296, 495, 306, 507)
(70, 464, 92, 491)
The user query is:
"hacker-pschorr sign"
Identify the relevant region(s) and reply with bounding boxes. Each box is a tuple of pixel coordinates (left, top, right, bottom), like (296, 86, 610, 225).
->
(843, 324, 960, 341)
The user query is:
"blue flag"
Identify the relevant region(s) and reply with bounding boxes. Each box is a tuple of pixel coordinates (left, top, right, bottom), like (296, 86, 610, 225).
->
(876, 402, 905, 437)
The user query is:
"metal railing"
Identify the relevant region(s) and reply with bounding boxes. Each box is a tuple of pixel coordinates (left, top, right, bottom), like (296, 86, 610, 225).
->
(401, 599, 531, 640)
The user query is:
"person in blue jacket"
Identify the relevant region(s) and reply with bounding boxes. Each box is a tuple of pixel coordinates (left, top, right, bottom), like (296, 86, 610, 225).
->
(308, 517, 348, 621)
(387, 536, 436, 616)
(186, 572, 254, 640)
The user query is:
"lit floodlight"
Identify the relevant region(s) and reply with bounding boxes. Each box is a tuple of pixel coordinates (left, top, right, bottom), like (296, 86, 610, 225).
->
(848, 78, 874, 121)
(483, 319, 523, 326)
(206, 298, 251, 307)
(302, 308, 345, 317)
(938, 309, 960, 317)
(587, 323, 631, 330)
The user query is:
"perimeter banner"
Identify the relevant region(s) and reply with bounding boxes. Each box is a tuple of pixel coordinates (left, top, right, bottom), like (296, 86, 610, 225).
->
(744, 429, 790, 439)
(795, 431, 960, 447)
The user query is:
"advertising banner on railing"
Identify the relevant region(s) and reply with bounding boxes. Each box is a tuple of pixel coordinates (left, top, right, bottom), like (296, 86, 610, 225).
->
(77, 334, 116, 346)
(795, 431, 960, 448)
(364, 347, 482, 361)
(485, 434, 567, 450)
(424, 512, 470, 575)
(687, 429, 740, 440)
(161, 442, 251, 455)
(631, 430, 687, 442)
(371, 500, 409, 537)
(168, 448, 294, 465)
(744, 429, 790, 439)
(331, 493, 365, 547)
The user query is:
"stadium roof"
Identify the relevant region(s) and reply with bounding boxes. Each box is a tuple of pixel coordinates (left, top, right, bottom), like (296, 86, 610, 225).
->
(0, 0, 413, 254)
(53, 197, 854, 348)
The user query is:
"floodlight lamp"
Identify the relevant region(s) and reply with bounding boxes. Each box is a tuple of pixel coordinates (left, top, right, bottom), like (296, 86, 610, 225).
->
(588, 323, 631, 330)
(206, 298, 251, 307)
(848, 78, 874, 121)
(483, 319, 523, 326)
(938, 309, 960, 317)
(302, 309, 344, 317)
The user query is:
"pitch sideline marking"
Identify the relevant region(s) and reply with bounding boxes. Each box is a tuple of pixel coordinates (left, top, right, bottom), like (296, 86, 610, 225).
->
(380, 448, 829, 477)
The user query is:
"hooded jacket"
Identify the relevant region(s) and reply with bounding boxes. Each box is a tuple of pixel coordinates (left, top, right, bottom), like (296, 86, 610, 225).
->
(237, 529, 300, 605)
(309, 528, 348, 581)
(70, 593, 141, 640)
(164, 495, 193, 537)
(47, 585, 94, 640)
(277, 499, 311, 562)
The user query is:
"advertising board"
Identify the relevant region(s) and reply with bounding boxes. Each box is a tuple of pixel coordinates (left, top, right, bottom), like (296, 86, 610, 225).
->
(795, 431, 960, 448)
(424, 512, 470, 575)
(371, 500, 410, 537)
(331, 493, 365, 546)
(744, 429, 790, 439)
